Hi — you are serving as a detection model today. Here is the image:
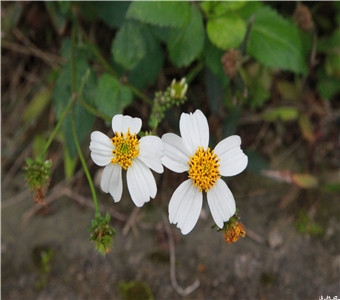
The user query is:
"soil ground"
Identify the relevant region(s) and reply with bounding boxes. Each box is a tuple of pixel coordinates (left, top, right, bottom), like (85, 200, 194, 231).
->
(2, 168, 339, 299)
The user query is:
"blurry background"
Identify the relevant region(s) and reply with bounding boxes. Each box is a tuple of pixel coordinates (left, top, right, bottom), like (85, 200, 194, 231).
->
(2, 1, 339, 299)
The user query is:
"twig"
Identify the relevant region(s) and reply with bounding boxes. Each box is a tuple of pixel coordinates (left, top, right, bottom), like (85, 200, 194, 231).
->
(2, 39, 65, 68)
(2, 189, 31, 209)
(162, 214, 200, 297)
(245, 228, 265, 245)
(122, 207, 141, 236)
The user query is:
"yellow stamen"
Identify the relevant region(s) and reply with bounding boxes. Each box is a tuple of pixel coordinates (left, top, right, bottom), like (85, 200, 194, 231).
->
(188, 146, 220, 192)
(111, 129, 139, 170)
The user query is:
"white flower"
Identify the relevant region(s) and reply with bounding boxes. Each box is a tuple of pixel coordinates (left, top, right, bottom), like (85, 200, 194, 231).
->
(162, 109, 248, 234)
(89, 114, 164, 207)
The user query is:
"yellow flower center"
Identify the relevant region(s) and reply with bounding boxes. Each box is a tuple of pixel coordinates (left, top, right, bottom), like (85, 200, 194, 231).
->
(188, 146, 220, 192)
(111, 129, 139, 170)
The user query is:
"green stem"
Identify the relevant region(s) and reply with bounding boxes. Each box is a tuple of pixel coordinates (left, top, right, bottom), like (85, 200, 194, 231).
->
(77, 98, 111, 122)
(41, 94, 76, 158)
(70, 111, 100, 216)
(186, 61, 204, 84)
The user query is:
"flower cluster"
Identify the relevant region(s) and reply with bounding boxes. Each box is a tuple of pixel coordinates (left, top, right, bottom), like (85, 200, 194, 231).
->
(90, 109, 248, 236)
(24, 157, 52, 205)
(149, 78, 188, 130)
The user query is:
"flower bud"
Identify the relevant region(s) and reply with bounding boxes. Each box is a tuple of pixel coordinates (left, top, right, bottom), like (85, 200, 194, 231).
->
(170, 78, 188, 100)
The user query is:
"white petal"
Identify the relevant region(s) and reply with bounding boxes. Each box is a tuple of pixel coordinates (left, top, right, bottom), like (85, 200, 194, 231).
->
(180, 109, 209, 153)
(89, 131, 113, 166)
(111, 114, 142, 134)
(207, 179, 236, 229)
(138, 135, 164, 173)
(101, 164, 123, 203)
(126, 159, 157, 207)
(161, 133, 190, 173)
(214, 135, 248, 177)
(168, 179, 202, 235)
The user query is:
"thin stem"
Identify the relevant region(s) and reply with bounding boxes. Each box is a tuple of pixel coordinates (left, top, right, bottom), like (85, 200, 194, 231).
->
(186, 61, 204, 84)
(41, 94, 76, 158)
(70, 110, 100, 216)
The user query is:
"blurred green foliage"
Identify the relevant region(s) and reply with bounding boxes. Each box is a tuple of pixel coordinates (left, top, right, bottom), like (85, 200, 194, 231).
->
(4, 1, 339, 176)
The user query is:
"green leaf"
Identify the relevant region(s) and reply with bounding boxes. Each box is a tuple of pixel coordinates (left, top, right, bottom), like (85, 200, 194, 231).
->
(168, 4, 205, 67)
(95, 73, 133, 117)
(201, 1, 246, 18)
(262, 106, 299, 122)
(126, 1, 191, 27)
(128, 27, 164, 89)
(317, 73, 340, 100)
(95, 1, 130, 28)
(112, 21, 146, 70)
(207, 16, 247, 50)
(247, 6, 308, 74)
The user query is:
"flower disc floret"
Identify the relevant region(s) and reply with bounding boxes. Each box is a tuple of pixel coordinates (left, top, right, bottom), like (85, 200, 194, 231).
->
(111, 129, 139, 170)
(188, 147, 220, 192)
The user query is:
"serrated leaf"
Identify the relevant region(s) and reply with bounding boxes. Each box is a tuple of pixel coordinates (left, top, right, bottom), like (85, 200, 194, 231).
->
(168, 4, 205, 67)
(262, 106, 299, 122)
(95, 73, 133, 117)
(247, 6, 308, 74)
(126, 1, 190, 28)
(207, 16, 246, 50)
(112, 21, 146, 70)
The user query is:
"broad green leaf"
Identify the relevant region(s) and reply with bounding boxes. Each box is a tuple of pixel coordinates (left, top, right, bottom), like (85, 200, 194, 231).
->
(207, 16, 246, 50)
(168, 4, 205, 67)
(262, 106, 299, 122)
(95, 1, 130, 28)
(247, 6, 308, 74)
(112, 21, 146, 70)
(126, 2, 190, 27)
(201, 1, 246, 18)
(96, 73, 133, 117)
(317, 74, 340, 100)
(128, 27, 163, 89)
(204, 39, 225, 76)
